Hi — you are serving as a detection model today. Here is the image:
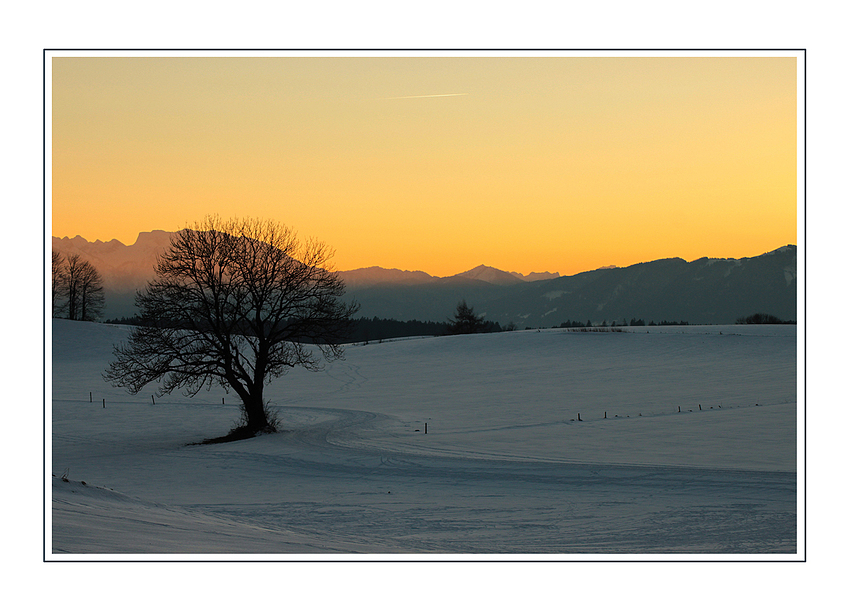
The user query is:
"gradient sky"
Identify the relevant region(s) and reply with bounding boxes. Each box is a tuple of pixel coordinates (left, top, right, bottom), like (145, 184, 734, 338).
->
(51, 54, 798, 277)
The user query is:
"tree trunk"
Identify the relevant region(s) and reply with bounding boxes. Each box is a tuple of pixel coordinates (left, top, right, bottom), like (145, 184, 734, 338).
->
(242, 395, 269, 433)
(80, 285, 87, 322)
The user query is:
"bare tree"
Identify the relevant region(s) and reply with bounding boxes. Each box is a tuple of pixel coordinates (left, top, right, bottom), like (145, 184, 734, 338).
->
(56, 253, 105, 321)
(103, 216, 359, 439)
(82, 265, 105, 320)
(62, 254, 84, 320)
(52, 250, 66, 317)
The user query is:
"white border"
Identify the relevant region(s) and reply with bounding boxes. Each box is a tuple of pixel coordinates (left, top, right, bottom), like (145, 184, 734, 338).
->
(43, 49, 805, 565)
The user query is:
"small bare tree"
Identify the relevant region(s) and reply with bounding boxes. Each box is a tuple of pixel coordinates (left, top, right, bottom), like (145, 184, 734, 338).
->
(55, 252, 105, 321)
(64, 254, 83, 320)
(77, 259, 105, 321)
(104, 216, 359, 439)
(52, 250, 65, 317)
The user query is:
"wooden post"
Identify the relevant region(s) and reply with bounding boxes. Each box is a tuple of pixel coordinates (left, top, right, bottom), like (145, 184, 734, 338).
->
(699, 404, 702, 410)
(604, 411, 607, 419)
(102, 398, 105, 409)
(577, 413, 582, 422)
(678, 406, 681, 413)
(151, 395, 155, 405)
(90, 392, 92, 403)
(425, 423, 428, 434)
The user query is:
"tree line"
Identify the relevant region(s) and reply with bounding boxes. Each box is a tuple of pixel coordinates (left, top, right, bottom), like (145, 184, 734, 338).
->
(735, 313, 796, 325)
(106, 301, 505, 342)
(52, 251, 105, 321)
(106, 303, 697, 341)
(557, 318, 689, 328)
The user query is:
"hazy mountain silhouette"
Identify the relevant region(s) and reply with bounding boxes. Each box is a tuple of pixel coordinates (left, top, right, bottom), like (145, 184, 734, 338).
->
(338, 266, 439, 289)
(340, 265, 558, 288)
(510, 270, 561, 282)
(51, 232, 796, 327)
(52, 231, 175, 318)
(454, 265, 525, 285)
(344, 246, 797, 327)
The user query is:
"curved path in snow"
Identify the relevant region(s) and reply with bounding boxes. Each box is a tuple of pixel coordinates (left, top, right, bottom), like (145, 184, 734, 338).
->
(52, 401, 797, 555)
(51, 320, 797, 555)
(165, 405, 798, 554)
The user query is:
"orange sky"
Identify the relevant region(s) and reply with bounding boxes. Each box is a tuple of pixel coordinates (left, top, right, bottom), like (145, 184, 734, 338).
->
(50, 53, 799, 277)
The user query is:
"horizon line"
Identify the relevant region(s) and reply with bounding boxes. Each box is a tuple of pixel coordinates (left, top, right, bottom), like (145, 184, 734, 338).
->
(51, 232, 796, 281)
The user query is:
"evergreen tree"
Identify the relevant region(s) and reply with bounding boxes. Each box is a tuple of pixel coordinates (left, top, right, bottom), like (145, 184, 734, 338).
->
(448, 300, 486, 335)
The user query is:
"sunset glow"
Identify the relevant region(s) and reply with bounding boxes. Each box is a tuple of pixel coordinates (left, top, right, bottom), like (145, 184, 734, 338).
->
(50, 53, 799, 277)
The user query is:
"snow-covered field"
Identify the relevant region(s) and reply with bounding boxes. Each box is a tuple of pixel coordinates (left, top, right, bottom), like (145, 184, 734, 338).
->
(49, 319, 799, 558)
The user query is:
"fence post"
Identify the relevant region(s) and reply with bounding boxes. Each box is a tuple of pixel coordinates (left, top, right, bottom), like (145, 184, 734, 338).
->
(102, 399, 105, 409)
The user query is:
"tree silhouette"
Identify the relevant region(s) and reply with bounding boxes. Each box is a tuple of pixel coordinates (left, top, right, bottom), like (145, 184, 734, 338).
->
(77, 258, 105, 321)
(52, 250, 65, 317)
(448, 299, 486, 335)
(736, 313, 789, 324)
(104, 216, 359, 439)
(54, 252, 105, 321)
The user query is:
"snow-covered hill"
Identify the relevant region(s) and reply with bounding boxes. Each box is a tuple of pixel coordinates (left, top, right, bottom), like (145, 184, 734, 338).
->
(50, 319, 798, 557)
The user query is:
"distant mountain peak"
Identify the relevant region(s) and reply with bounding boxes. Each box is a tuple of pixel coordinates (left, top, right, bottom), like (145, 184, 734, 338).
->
(511, 270, 561, 282)
(453, 265, 524, 285)
(132, 230, 177, 248)
(764, 244, 797, 256)
(339, 266, 437, 288)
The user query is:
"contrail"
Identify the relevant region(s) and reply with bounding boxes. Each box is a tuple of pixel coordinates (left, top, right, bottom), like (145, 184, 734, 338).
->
(380, 93, 469, 100)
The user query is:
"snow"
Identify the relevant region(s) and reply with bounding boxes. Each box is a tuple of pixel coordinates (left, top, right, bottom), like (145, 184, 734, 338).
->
(785, 266, 797, 286)
(49, 319, 799, 558)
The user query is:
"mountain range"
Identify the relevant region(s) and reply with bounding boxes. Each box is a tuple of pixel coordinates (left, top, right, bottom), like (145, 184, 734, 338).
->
(52, 232, 797, 327)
